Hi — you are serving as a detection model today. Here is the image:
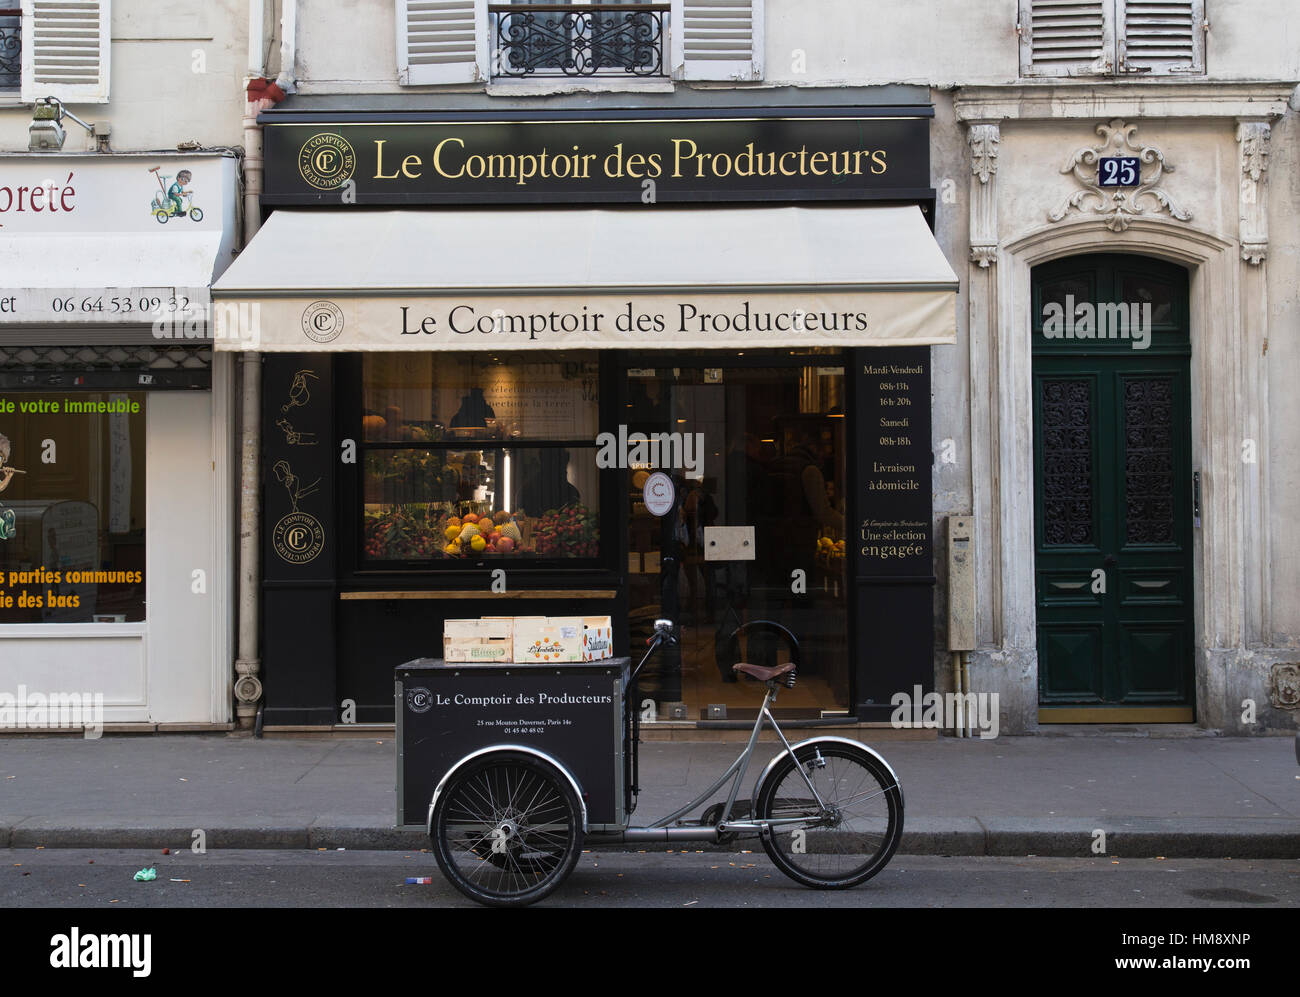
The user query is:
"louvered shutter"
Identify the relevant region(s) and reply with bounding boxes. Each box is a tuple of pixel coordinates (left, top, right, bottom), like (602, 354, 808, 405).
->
(396, 0, 487, 86)
(1120, 0, 1204, 75)
(1018, 0, 1114, 77)
(20, 0, 110, 103)
(670, 0, 763, 82)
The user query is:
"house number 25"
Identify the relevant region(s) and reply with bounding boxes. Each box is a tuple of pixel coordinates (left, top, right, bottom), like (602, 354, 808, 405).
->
(1098, 156, 1141, 187)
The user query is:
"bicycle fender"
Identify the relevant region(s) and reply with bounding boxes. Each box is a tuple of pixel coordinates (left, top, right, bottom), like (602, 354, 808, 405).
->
(427, 743, 589, 836)
(751, 734, 904, 809)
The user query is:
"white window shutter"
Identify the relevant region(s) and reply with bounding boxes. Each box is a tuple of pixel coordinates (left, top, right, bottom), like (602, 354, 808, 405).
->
(396, 0, 487, 86)
(671, 0, 763, 82)
(1120, 0, 1205, 75)
(20, 0, 111, 104)
(1018, 0, 1114, 77)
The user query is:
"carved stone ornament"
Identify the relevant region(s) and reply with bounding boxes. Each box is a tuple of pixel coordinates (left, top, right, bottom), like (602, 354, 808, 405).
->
(1269, 663, 1300, 710)
(1236, 120, 1271, 265)
(1048, 119, 1192, 233)
(969, 123, 999, 184)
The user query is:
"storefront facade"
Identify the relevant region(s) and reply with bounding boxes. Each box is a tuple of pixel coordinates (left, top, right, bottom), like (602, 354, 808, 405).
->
(0, 152, 238, 727)
(216, 93, 958, 726)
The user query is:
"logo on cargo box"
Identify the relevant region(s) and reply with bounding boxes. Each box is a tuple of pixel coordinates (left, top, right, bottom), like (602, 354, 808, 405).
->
(406, 686, 433, 714)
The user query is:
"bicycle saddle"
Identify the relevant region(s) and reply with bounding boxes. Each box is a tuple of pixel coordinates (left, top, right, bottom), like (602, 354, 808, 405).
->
(732, 661, 796, 683)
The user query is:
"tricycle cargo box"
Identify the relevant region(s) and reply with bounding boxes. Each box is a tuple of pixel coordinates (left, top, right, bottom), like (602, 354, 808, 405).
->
(396, 657, 630, 829)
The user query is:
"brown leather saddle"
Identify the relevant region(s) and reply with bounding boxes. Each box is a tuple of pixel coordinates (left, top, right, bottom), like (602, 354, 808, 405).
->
(732, 661, 797, 685)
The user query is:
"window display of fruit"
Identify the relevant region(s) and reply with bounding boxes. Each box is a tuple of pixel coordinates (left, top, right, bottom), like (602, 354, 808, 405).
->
(532, 504, 599, 558)
(815, 535, 846, 566)
(363, 505, 442, 560)
(364, 503, 589, 560)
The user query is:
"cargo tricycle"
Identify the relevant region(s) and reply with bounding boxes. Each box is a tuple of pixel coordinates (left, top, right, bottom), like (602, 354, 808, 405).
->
(396, 619, 903, 907)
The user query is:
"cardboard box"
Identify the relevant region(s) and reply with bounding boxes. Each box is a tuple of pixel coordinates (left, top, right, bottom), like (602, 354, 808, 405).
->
(443, 618, 513, 663)
(514, 616, 613, 663)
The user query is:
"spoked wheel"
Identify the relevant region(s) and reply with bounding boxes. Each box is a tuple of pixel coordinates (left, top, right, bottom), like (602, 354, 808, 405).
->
(188, 207, 204, 222)
(430, 753, 583, 907)
(754, 740, 903, 889)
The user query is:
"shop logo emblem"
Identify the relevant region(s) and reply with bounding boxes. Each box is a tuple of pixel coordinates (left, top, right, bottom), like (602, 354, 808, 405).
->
(297, 132, 356, 191)
(301, 300, 344, 343)
(406, 687, 433, 714)
(272, 511, 325, 565)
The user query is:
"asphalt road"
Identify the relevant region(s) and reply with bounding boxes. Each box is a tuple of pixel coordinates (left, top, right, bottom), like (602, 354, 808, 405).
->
(2, 848, 1296, 908)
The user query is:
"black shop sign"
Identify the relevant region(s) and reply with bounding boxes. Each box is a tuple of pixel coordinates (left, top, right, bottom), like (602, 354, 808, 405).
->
(262, 111, 932, 205)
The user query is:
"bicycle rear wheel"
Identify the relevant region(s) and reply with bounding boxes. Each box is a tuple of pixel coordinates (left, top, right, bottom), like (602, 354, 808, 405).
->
(754, 739, 903, 889)
(430, 752, 583, 907)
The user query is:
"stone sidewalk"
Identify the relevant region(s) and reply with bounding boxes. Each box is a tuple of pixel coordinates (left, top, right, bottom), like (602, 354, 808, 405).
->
(1, 731, 1296, 857)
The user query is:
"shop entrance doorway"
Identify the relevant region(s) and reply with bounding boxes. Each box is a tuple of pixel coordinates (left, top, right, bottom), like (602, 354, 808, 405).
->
(622, 357, 849, 721)
(1031, 255, 1195, 722)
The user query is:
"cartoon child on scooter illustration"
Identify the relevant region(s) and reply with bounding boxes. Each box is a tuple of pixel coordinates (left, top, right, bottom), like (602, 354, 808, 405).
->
(148, 166, 204, 223)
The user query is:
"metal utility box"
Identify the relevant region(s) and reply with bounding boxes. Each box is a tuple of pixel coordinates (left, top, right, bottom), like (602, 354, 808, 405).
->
(947, 515, 976, 651)
(396, 658, 630, 832)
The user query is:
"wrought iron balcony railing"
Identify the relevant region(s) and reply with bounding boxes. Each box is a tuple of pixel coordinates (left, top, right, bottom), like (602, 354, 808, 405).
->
(489, 4, 669, 79)
(0, 10, 20, 92)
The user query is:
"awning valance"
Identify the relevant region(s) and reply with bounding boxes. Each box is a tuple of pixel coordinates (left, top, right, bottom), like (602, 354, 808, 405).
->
(212, 204, 957, 352)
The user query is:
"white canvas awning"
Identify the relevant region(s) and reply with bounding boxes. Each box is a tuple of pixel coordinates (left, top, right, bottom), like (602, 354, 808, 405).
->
(212, 204, 958, 352)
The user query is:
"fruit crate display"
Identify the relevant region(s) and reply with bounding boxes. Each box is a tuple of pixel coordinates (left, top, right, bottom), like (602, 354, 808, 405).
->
(440, 509, 526, 557)
(532, 503, 599, 558)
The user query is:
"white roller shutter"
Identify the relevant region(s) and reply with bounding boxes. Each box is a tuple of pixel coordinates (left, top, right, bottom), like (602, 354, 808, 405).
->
(20, 0, 110, 103)
(671, 0, 763, 82)
(396, 0, 487, 86)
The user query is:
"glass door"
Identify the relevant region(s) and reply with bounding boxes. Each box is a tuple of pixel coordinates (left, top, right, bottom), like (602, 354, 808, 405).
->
(624, 359, 849, 720)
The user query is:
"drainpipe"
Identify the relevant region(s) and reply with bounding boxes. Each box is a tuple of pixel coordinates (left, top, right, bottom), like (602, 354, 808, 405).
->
(233, 0, 293, 729)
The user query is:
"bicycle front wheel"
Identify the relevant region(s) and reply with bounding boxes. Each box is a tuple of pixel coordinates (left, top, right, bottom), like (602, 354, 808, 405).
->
(754, 740, 903, 889)
(430, 752, 583, 908)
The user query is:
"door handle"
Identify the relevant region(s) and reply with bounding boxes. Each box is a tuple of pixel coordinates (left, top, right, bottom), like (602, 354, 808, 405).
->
(1103, 554, 1117, 567)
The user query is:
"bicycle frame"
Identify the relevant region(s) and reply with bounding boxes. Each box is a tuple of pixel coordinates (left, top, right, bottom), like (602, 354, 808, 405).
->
(649, 681, 830, 835)
(590, 629, 835, 845)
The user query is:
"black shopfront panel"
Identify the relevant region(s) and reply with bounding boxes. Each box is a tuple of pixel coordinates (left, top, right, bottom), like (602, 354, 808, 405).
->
(850, 347, 935, 721)
(262, 354, 338, 726)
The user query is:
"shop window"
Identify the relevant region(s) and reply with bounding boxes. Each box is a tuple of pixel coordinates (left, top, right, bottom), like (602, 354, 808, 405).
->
(1018, 0, 1206, 77)
(0, 8, 19, 94)
(360, 353, 601, 564)
(0, 392, 146, 623)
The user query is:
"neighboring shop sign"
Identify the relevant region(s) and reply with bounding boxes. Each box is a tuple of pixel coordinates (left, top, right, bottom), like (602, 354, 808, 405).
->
(262, 112, 932, 205)
(0, 154, 236, 325)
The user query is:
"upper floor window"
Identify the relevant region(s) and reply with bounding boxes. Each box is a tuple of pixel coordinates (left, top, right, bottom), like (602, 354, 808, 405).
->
(395, 0, 763, 86)
(1018, 0, 1206, 78)
(0, 8, 19, 94)
(13, 0, 111, 103)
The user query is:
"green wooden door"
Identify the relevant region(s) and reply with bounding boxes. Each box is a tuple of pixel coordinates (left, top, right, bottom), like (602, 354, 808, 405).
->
(1032, 255, 1194, 721)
